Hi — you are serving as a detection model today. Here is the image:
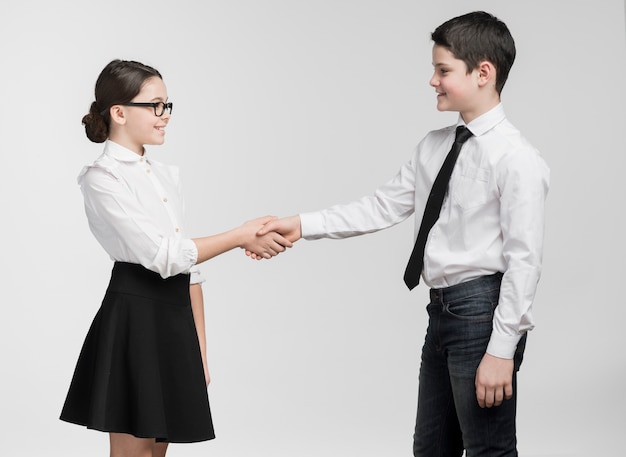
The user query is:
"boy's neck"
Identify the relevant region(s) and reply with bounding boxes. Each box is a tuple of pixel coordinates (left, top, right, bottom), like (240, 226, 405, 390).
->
(460, 93, 501, 124)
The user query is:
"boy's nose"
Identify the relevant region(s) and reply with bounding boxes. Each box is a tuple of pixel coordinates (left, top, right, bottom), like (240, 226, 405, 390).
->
(429, 75, 438, 87)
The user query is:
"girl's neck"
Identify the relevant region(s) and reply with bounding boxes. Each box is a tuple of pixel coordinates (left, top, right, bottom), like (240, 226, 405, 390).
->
(109, 132, 144, 156)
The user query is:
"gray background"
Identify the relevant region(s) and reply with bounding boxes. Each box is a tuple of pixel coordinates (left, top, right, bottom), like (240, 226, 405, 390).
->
(1, 1, 625, 456)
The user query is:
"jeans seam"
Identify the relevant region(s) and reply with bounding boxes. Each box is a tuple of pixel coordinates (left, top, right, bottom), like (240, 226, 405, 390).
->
(436, 393, 458, 456)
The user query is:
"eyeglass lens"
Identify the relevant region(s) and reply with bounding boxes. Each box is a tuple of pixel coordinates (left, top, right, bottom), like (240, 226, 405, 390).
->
(154, 102, 173, 116)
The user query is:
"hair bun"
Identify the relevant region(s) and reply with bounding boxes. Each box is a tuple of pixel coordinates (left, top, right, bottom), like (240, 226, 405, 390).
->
(82, 101, 108, 143)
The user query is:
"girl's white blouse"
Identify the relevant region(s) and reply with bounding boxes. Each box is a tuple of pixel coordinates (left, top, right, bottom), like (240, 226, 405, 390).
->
(78, 140, 204, 284)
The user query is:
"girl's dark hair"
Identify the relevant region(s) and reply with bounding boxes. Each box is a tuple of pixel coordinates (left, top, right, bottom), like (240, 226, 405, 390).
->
(431, 11, 516, 94)
(82, 59, 162, 143)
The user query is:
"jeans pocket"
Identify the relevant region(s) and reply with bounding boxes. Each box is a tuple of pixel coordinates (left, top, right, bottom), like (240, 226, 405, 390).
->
(444, 296, 495, 322)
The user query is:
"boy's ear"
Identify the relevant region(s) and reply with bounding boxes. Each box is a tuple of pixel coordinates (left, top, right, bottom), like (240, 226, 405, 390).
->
(477, 60, 496, 88)
(109, 105, 127, 126)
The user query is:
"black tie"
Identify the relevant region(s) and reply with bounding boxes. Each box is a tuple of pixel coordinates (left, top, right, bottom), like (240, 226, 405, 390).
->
(403, 125, 473, 290)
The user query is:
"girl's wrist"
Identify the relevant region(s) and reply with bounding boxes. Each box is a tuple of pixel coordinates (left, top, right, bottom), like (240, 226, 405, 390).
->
(235, 224, 250, 249)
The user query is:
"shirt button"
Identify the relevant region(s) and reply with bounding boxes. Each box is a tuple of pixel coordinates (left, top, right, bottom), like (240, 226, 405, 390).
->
(175, 228, 180, 233)
(163, 197, 168, 203)
(146, 169, 151, 174)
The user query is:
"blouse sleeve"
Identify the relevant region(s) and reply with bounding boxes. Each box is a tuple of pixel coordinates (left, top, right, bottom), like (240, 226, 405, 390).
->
(79, 165, 199, 279)
(176, 170, 206, 286)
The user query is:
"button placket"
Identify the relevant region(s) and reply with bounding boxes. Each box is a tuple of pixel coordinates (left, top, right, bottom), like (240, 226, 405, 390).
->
(144, 164, 182, 236)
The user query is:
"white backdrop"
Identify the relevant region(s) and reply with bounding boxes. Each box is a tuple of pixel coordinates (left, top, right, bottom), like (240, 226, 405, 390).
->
(1, 1, 625, 456)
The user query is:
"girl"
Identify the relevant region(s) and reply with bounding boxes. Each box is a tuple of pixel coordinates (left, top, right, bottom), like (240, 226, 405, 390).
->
(60, 59, 291, 457)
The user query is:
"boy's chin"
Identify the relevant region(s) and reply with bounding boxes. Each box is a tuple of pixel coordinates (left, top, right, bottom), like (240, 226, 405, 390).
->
(435, 101, 459, 113)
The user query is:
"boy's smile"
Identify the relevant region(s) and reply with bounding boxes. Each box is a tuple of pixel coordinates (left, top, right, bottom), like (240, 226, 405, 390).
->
(430, 44, 484, 123)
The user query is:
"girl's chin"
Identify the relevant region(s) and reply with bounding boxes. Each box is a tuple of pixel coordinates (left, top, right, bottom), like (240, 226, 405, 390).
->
(149, 136, 166, 145)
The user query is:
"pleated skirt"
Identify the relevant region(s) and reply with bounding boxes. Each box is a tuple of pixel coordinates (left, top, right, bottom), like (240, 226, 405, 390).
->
(60, 262, 215, 443)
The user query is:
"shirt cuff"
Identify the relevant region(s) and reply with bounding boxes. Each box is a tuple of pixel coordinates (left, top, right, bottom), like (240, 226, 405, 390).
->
(189, 265, 205, 285)
(300, 212, 326, 240)
(182, 239, 204, 284)
(486, 332, 522, 359)
(180, 238, 201, 280)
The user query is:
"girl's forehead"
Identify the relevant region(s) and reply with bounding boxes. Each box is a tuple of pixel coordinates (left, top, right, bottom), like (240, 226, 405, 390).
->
(137, 77, 168, 100)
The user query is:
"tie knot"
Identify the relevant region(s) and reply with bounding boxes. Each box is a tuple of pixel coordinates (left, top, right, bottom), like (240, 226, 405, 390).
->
(455, 125, 473, 145)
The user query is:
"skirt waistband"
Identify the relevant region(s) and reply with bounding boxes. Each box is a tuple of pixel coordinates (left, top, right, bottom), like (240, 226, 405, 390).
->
(430, 272, 503, 304)
(106, 262, 191, 305)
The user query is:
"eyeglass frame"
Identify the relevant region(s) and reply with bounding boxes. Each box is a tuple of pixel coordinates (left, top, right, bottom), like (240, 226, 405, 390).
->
(121, 101, 173, 117)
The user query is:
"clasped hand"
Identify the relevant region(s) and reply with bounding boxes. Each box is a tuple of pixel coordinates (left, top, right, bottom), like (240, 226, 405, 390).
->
(244, 215, 302, 260)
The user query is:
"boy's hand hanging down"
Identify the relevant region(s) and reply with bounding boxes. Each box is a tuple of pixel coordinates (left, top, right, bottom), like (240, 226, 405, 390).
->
(475, 353, 514, 408)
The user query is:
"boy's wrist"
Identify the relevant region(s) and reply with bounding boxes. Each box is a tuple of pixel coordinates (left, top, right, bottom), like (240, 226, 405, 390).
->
(486, 333, 522, 359)
(299, 212, 325, 239)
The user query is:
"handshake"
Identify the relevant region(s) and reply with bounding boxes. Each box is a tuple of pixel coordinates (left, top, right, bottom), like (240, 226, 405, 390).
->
(240, 215, 302, 260)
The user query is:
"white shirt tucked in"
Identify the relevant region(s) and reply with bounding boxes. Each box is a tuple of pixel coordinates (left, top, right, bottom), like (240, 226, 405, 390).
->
(300, 104, 550, 358)
(78, 140, 203, 284)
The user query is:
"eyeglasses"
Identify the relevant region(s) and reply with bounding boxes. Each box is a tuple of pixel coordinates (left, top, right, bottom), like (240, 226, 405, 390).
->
(122, 101, 173, 116)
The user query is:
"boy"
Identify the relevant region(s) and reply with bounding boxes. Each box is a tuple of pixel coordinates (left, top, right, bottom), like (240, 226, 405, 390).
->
(256, 11, 549, 456)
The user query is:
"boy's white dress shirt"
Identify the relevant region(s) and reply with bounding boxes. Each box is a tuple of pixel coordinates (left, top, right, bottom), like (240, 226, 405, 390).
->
(300, 104, 550, 359)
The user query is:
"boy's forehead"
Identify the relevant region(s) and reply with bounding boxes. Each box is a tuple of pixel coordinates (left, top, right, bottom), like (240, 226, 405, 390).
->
(431, 44, 461, 65)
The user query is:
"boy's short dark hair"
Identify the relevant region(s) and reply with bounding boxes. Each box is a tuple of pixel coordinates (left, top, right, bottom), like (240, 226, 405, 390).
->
(432, 11, 515, 94)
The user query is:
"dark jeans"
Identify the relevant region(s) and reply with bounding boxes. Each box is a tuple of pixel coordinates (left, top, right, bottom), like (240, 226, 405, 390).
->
(413, 273, 526, 457)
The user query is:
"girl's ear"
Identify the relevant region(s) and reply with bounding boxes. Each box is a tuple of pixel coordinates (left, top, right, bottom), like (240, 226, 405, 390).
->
(477, 60, 496, 88)
(109, 105, 127, 126)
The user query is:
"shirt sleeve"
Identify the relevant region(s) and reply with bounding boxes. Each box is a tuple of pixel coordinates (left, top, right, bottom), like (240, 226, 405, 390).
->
(487, 147, 550, 358)
(189, 265, 205, 285)
(80, 166, 199, 279)
(300, 159, 417, 239)
(175, 169, 206, 286)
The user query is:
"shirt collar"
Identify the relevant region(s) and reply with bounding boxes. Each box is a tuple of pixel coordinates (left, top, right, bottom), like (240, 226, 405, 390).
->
(104, 140, 150, 163)
(457, 103, 506, 137)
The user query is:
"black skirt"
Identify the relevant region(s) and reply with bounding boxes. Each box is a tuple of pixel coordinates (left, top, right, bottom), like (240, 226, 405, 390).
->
(60, 262, 215, 443)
